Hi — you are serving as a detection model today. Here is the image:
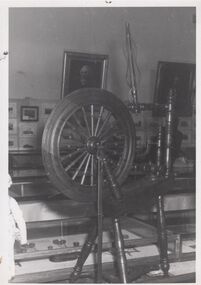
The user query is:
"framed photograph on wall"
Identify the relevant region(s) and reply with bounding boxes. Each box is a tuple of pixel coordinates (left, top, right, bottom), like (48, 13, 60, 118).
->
(61, 51, 109, 98)
(153, 61, 195, 117)
(21, 106, 39, 122)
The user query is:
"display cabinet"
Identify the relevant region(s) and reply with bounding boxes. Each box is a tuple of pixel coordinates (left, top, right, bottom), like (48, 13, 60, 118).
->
(9, 150, 58, 199)
(9, 150, 45, 178)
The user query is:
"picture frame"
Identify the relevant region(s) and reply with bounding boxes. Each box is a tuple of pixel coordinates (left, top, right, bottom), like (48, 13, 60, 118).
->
(153, 61, 195, 117)
(61, 51, 109, 97)
(21, 106, 39, 122)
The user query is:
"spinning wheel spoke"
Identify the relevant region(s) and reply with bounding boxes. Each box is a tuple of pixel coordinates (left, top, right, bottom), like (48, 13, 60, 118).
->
(60, 144, 85, 152)
(99, 126, 122, 142)
(90, 104, 94, 136)
(96, 110, 112, 138)
(82, 107, 91, 136)
(60, 142, 84, 153)
(64, 121, 85, 141)
(61, 131, 84, 145)
(60, 147, 86, 165)
(64, 151, 87, 172)
(81, 154, 92, 185)
(94, 106, 104, 136)
(71, 113, 89, 139)
(72, 153, 90, 181)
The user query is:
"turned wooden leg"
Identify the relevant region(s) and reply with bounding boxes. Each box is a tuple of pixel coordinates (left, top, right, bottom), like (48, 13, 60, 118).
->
(156, 194, 170, 276)
(69, 221, 97, 283)
(112, 218, 128, 283)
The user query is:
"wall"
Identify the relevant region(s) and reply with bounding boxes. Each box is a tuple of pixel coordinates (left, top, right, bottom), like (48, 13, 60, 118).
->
(9, 7, 195, 103)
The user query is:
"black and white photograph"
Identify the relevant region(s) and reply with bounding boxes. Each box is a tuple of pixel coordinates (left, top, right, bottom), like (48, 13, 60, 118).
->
(21, 106, 39, 122)
(0, 2, 198, 284)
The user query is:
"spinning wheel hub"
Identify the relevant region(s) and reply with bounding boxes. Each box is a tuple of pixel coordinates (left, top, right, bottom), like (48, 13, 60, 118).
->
(86, 136, 101, 155)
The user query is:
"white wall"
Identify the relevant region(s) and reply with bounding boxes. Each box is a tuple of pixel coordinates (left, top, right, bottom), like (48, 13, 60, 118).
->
(9, 7, 195, 102)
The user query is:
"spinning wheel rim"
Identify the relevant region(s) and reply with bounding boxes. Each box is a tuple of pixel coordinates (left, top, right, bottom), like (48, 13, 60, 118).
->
(42, 88, 136, 202)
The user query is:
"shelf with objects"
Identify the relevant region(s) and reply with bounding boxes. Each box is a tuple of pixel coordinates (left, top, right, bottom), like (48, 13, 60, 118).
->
(9, 98, 59, 199)
(12, 216, 195, 283)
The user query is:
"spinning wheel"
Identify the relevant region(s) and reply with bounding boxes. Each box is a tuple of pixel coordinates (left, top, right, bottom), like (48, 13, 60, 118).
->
(42, 88, 136, 202)
(41, 87, 172, 282)
(41, 23, 172, 282)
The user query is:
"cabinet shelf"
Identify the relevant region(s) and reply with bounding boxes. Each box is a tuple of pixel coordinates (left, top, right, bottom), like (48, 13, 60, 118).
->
(8, 150, 58, 199)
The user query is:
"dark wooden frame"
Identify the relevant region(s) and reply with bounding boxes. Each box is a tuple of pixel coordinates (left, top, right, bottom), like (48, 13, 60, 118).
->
(153, 61, 195, 117)
(61, 51, 109, 98)
(21, 106, 39, 122)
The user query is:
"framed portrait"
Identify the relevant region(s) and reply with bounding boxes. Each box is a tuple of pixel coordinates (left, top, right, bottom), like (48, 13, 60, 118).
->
(21, 106, 39, 122)
(61, 51, 109, 97)
(153, 61, 195, 117)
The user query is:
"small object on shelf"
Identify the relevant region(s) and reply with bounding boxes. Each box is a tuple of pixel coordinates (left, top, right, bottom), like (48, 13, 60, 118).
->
(21, 106, 39, 122)
(73, 241, 80, 247)
(53, 239, 66, 246)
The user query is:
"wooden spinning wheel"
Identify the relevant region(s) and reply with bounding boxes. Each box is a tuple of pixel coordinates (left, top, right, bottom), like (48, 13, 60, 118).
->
(42, 88, 136, 202)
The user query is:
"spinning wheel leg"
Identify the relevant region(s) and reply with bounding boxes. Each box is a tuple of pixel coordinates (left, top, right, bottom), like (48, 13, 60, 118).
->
(69, 220, 97, 283)
(102, 153, 128, 283)
(112, 218, 128, 283)
(156, 194, 169, 276)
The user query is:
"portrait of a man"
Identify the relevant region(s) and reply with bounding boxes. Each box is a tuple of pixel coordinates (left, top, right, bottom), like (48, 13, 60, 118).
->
(68, 61, 102, 92)
(61, 52, 108, 97)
